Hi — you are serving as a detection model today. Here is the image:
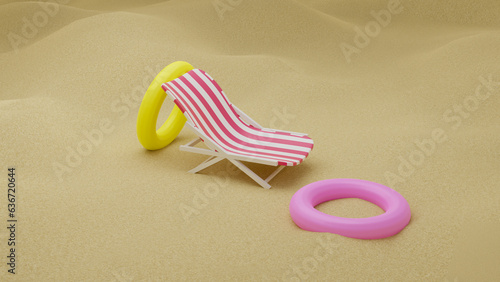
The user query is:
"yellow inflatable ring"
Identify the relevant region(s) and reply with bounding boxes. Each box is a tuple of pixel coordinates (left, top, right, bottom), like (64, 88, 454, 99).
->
(136, 61, 194, 150)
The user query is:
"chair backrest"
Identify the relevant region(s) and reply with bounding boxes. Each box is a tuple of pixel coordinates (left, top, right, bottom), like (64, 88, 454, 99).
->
(162, 69, 239, 135)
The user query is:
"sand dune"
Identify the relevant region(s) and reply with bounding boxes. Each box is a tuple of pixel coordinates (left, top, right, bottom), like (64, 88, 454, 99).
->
(1, 0, 499, 281)
(0, 2, 99, 53)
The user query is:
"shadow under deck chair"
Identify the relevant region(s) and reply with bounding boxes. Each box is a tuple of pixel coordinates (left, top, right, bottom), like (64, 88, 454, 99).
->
(161, 69, 313, 189)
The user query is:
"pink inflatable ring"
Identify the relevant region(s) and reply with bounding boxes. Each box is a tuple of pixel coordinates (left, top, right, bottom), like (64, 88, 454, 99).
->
(289, 179, 411, 239)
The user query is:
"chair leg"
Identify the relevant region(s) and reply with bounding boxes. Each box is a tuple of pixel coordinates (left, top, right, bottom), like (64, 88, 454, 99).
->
(229, 160, 272, 189)
(188, 156, 224, 174)
(265, 165, 285, 182)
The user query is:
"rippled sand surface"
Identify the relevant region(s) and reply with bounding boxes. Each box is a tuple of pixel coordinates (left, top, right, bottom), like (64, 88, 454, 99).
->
(1, 0, 499, 280)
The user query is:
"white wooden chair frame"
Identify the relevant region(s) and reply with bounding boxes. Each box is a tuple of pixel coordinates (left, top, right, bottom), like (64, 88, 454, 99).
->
(178, 105, 307, 189)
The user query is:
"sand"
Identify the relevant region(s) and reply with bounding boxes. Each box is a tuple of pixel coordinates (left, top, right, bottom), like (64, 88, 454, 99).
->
(1, 0, 499, 280)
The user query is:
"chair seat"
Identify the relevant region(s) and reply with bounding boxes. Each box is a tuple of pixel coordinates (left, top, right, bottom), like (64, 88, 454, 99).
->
(212, 125, 313, 166)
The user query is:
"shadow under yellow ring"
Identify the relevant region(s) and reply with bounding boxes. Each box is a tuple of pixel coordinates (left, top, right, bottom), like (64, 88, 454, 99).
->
(136, 61, 194, 150)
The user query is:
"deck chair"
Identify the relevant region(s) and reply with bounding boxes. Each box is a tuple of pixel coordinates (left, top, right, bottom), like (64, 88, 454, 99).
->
(161, 69, 313, 189)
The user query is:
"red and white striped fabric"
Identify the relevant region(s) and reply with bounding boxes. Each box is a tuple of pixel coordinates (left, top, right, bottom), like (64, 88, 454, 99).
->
(161, 69, 313, 166)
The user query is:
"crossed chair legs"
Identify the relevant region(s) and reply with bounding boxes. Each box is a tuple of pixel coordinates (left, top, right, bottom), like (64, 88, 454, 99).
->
(180, 137, 286, 189)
